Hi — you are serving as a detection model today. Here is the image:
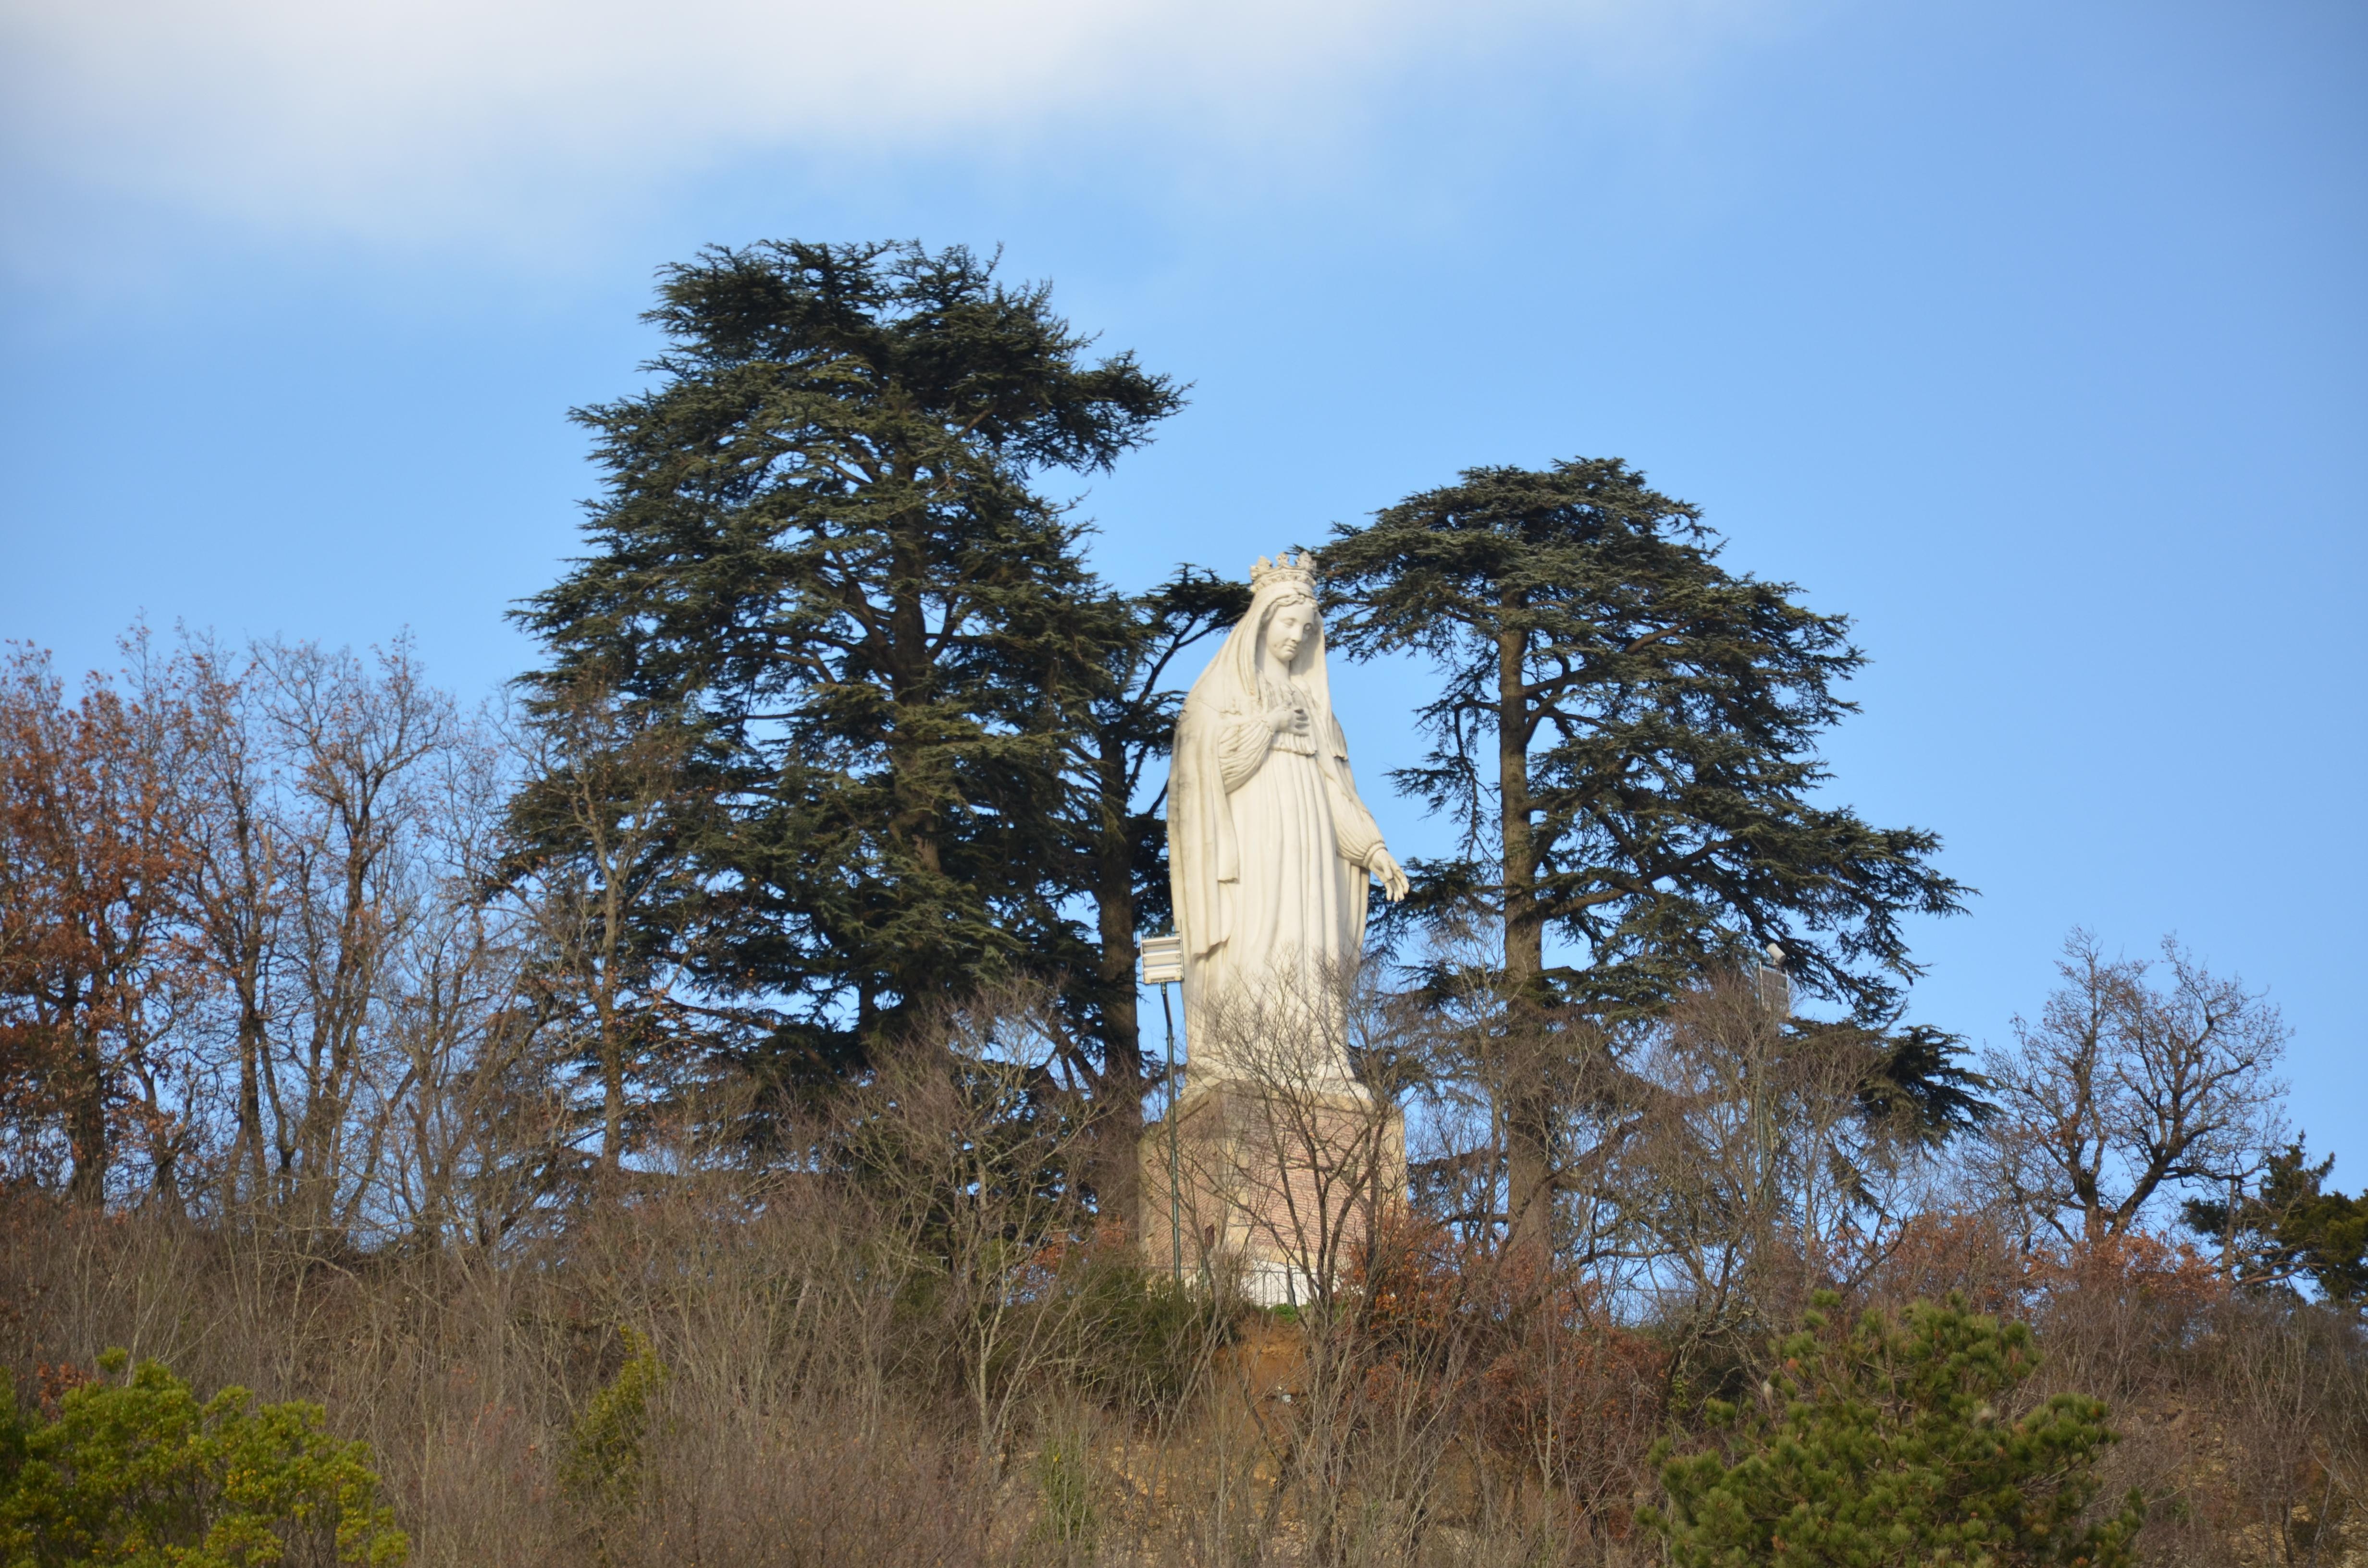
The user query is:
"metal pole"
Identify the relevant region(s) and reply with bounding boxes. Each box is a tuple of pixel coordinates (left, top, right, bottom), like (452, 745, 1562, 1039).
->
(1162, 981, 1182, 1288)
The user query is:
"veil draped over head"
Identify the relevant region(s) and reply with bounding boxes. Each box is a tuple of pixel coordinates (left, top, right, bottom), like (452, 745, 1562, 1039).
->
(1169, 566, 1355, 966)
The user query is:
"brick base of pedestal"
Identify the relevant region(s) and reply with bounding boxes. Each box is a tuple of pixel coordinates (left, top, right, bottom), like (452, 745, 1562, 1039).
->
(1138, 1079, 1405, 1307)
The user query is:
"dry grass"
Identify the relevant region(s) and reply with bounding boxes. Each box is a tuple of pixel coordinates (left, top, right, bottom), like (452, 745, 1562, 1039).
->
(9, 1179, 2359, 1567)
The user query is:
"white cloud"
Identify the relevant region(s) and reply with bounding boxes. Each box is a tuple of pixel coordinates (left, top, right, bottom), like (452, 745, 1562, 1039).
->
(1, 0, 1785, 237)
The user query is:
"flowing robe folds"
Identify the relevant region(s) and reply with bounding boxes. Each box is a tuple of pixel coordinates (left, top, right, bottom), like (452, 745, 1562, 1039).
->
(1169, 588, 1392, 1091)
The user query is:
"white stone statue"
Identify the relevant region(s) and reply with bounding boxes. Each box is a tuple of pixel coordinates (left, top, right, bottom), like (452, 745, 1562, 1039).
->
(1169, 552, 1408, 1090)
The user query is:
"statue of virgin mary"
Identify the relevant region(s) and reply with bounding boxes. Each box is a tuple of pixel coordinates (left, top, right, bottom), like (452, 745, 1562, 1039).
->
(1168, 552, 1408, 1090)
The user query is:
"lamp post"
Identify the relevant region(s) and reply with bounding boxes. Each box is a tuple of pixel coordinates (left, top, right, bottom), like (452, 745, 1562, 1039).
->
(1138, 933, 1185, 1288)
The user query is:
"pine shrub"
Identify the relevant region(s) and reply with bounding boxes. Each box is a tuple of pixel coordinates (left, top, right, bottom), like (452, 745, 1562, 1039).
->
(1642, 1293, 2144, 1567)
(0, 1348, 407, 1567)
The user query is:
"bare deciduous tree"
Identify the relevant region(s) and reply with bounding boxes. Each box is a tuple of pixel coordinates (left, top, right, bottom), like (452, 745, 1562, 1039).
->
(1980, 929, 2288, 1247)
(503, 673, 697, 1182)
(1614, 970, 1947, 1384)
(258, 639, 454, 1244)
(166, 634, 287, 1214)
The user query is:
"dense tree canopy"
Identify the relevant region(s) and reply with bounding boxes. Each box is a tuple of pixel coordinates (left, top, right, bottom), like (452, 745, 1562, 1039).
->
(518, 240, 1184, 1080)
(1324, 459, 1972, 1248)
(1325, 459, 1966, 1020)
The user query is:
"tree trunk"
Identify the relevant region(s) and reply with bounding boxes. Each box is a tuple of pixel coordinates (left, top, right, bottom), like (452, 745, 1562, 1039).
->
(63, 983, 108, 1207)
(292, 834, 377, 1242)
(1089, 760, 1144, 1228)
(222, 860, 271, 1213)
(234, 987, 267, 1207)
(599, 998, 624, 1181)
(598, 847, 625, 1181)
(1496, 608, 1554, 1260)
(885, 529, 942, 881)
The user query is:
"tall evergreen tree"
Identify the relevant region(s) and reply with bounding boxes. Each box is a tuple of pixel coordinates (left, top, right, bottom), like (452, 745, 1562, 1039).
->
(1322, 458, 1969, 1250)
(1046, 568, 1248, 1216)
(518, 240, 1183, 1082)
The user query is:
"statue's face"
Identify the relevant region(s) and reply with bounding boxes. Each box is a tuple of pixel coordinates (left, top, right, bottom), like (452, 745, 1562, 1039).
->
(1266, 601, 1317, 666)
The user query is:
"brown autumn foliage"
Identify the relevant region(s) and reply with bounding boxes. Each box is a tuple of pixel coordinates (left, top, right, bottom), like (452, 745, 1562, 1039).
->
(0, 638, 197, 1205)
(0, 628, 2361, 1566)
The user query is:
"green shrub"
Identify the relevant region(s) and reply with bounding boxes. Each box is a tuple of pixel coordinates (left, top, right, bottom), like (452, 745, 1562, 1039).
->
(0, 1348, 408, 1567)
(1642, 1294, 2144, 1568)
(559, 1327, 668, 1520)
(1065, 1263, 1232, 1412)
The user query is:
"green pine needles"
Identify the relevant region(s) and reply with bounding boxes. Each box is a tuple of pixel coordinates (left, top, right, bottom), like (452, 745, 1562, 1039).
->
(0, 1349, 407, 1567)
(1323, 457, 1973, 1252)
(1642, 1295, 2143, 1568)
(1323, 457, 1968, 1026)
(518, 239, 1184, 1081)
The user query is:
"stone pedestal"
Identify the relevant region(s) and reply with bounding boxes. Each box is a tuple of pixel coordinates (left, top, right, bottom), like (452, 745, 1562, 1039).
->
(1139, 1079, 1405, 1307)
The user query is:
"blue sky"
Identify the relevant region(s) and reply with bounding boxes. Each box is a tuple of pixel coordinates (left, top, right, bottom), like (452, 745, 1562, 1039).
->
(4, 0, 2363, 1171)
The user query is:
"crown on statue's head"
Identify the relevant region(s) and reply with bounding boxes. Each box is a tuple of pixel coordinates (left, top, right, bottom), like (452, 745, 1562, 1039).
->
(1250, 551, 1319, 593)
